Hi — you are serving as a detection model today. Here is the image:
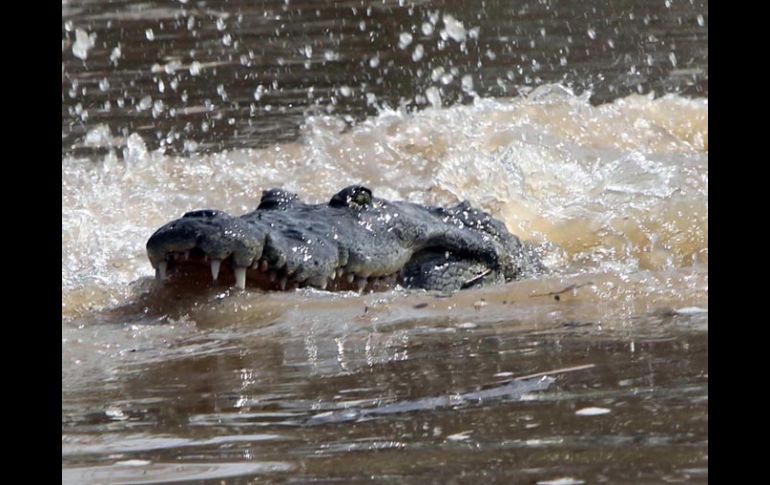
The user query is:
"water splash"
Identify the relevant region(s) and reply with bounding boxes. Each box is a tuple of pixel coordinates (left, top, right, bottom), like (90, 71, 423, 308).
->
(63, 87, 707, 313)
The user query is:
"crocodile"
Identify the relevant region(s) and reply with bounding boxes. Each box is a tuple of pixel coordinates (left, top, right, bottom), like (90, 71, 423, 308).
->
(146, 185, 544, 292)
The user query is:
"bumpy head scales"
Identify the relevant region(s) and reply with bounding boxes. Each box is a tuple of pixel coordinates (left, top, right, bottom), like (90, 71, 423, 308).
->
(146, 185, 544, 292)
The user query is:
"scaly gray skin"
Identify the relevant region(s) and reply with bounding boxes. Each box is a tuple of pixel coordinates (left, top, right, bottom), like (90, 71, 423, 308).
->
(146, 185, 544, 292)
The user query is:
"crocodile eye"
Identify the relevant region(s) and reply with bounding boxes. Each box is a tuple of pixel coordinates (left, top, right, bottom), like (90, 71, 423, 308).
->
(329, 185, 373, 208)
(353, 188, 372, 206)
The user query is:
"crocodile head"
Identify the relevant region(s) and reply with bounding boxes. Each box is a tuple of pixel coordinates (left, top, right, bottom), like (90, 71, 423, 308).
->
(146, 185, 543, 292)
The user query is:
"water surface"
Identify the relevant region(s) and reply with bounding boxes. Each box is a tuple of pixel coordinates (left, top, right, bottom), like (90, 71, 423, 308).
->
(62, 0, 707, 483)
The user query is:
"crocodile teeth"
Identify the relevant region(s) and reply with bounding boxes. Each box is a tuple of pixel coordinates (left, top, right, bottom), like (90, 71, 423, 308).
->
(210, 259, 221, 281)
(355, 277, 367, 292)
(308, 275, 329, 290)
(269, 271, 277, 282)
(156, 261, 167, 280)
(259, 259, 269, 272)
(336, 268, 345, 279)
(184, 251, 190, 260)
(234, 267, 246, 289)
(279, 276, 288, 290)
(346, 273, 355, 284)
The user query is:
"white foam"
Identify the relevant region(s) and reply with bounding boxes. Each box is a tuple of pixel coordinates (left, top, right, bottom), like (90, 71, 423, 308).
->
(62, 89, 707, 312)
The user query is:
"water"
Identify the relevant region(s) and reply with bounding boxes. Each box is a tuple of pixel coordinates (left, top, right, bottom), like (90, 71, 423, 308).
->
(62, 0, 707, 483)
(62, 0, 707, 156)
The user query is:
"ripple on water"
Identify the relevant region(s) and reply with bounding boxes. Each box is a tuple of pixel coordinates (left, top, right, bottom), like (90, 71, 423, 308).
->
(62, 461, 293, 485)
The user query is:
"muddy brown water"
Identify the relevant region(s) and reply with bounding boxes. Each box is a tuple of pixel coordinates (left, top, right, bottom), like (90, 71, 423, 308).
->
(62, 0, 707, 483)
